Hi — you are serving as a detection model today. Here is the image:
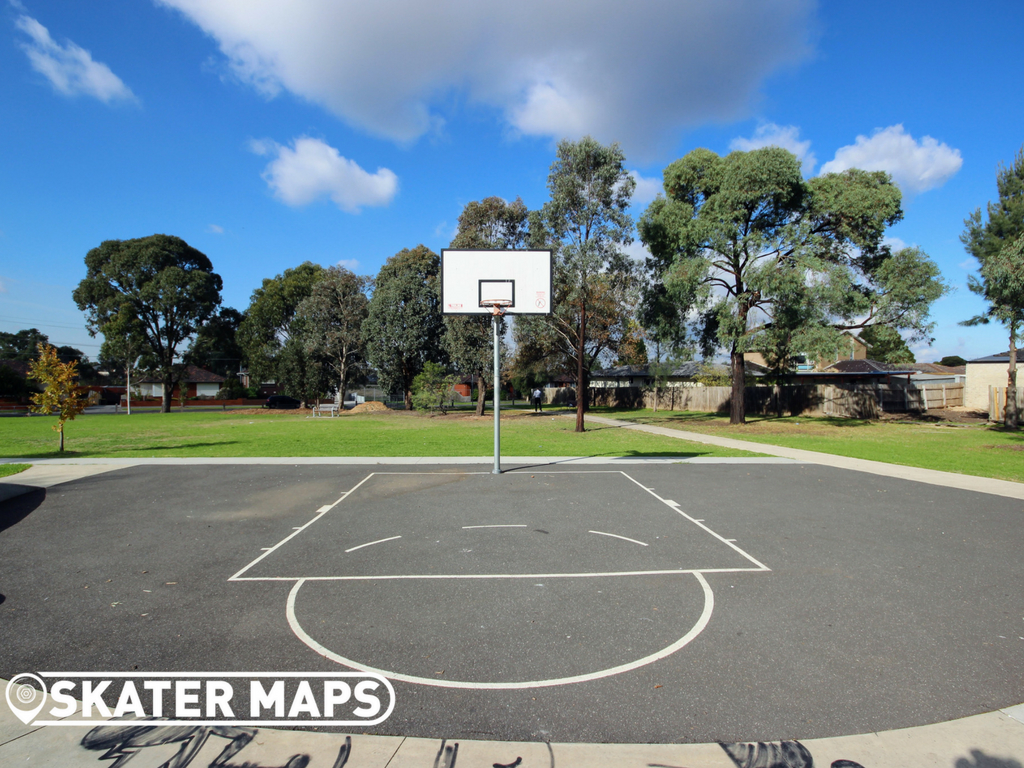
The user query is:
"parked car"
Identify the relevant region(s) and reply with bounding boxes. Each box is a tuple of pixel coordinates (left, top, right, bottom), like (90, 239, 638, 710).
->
(264, 395, 301, 409)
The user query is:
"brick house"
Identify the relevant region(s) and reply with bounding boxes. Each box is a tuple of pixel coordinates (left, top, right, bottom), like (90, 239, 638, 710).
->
(137, 365, 225, 399)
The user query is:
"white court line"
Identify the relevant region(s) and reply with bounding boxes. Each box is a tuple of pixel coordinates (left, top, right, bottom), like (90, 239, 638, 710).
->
(463, 524, 527, 529)
(345, 535, 401, 553)
(286, 572, 715, 689)
(371, 470, 625, 475)
(228, 473, 377, 581)
(589, 530, 648, 547)
(229, 469, 771, 581)
(231, 566, 763, 582)
(619, 471, 771, 572)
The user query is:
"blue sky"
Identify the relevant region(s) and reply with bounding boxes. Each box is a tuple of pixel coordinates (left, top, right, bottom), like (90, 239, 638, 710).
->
(1, 0, 1022, 365)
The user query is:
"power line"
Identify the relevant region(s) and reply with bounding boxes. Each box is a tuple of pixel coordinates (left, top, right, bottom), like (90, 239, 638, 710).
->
(0, 315, 91, 331)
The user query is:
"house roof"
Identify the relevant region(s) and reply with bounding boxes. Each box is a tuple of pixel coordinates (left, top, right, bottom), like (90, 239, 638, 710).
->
(906, 362, 966, 374)
(138, 365, 226, 384)
(824, 359, 912, 374)
(968, 352, 1016, 364)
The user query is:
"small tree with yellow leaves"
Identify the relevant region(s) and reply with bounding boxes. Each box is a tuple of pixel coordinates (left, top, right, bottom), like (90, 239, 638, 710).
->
(28, 343, 88, 452)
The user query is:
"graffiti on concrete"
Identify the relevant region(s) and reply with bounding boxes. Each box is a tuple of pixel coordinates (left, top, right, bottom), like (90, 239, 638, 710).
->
(720, 741, 866, 768)
(77, 727, 873, 768)
(80, 723, 351, 768)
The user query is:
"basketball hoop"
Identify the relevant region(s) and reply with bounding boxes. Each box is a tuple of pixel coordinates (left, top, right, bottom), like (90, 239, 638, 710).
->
(480, 299, 512, 316)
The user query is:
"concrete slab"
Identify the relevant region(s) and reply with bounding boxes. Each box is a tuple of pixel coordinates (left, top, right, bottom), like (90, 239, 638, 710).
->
(802, 710, 1024, 767)
(0, 464, 133, 502)
(1004, 703, 1024, 725)
(584, 414, 1024, 499)
(3, 675, 1024, 767)
(0, 693, 45, 747)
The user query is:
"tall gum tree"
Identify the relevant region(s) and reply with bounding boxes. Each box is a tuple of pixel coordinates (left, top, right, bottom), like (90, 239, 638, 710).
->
(961, 147, 1024, 427)
(237, 261, 325, 390)
(639, 146, 946, 424)
(521, 136, 636, 432)
(73, 234, 222, 413)
(295, 266, 371, 403)
(363, 245, 445, 410)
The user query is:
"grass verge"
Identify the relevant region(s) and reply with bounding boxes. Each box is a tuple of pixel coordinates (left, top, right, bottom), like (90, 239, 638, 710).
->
(0, 408, 764, 460)
(0, 463, 31, 478)
(594, 408, 1024, 483)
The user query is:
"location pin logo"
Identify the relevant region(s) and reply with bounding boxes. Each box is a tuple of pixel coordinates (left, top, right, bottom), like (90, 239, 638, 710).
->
(5, 673, 47, 725)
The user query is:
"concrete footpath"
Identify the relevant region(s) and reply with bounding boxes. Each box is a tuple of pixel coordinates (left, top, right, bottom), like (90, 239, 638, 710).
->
(584, 413, 1024, 500)
(3, 435, 1024, 765)
(1, 682, 1022, 767)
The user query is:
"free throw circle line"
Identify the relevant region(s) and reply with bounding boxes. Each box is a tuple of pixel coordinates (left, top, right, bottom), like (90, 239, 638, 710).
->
(345, 536, 401, 553)
(286, 573, 714, 690)
(588, 530, 648, 547)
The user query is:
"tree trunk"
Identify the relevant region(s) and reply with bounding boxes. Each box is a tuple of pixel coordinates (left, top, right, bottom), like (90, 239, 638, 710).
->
(729, 350, 746, 424)
(475, 373, 486, 416)
(161, 382, 172, 413)
(575, 301, 586, 432)
(1006, 322, 1018, 429)
(404, 388, 412, 411)
(58, 425, 64, 452)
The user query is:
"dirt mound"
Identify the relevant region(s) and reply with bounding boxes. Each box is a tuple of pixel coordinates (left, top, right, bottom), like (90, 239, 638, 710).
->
(348, 401, 390, 413)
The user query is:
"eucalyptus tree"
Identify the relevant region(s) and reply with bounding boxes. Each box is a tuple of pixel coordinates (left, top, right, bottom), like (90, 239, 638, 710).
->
(362, 245, 445, 409)
(73, 234, 222, 413)
(517, 136, 636, 432)
(639, 146, 946, 424)
(295, 266, 371, 402)
(961, 148, 1024, 427)
(237, 261, 324, 388)
(189, 307, 245, 378)
(443, 197, 529, 415)
(858, 324, 915, 365)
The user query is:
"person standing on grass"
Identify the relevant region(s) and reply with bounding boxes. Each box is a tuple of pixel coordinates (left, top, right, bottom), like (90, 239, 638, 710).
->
(532, 387, 543, 413)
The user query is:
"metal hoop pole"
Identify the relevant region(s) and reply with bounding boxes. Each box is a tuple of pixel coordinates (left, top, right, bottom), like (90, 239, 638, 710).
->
(492, 311, 501, 474)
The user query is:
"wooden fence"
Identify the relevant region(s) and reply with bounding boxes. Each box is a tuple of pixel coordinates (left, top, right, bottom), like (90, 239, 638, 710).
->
(589, 382, 964, 419)
(989, 386, 1024, 421)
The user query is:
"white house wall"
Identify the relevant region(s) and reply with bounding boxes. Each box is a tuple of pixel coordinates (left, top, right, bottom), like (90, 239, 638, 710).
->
(965, 363, 1010, 409)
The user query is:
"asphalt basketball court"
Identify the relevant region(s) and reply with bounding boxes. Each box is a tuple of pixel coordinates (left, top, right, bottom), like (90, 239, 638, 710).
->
(2, 458, 1023, 745)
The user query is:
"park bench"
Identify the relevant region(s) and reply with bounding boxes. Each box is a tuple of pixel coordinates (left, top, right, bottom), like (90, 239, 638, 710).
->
(312, 401, 340, 417)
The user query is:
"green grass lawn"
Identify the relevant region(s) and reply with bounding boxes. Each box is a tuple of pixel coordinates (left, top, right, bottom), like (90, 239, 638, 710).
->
(0, 463, 30, 478)
(595, 408, 1024, 483)
(0, 408, 761, 460)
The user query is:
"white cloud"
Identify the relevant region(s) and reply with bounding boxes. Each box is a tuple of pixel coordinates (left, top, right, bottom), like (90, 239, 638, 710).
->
(820, 125, 962, 194)
(15, 15, 135, 103)
(0, 277, 7, 294)
(336, 258, 360, 272)
(252, 136, 398, 213)
(156, 0, 813, 155)
(621, 240, 651, 263)
(883, 236, 908, 251)
(629, 171, 663, 208)
(247, 138, 276, 156)
(206, 224, 225, 234)
(729, 123, 816, 175)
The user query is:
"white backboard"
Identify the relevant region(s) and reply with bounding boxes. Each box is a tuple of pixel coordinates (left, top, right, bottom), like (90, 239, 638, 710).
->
(441, 249, 553, 315)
